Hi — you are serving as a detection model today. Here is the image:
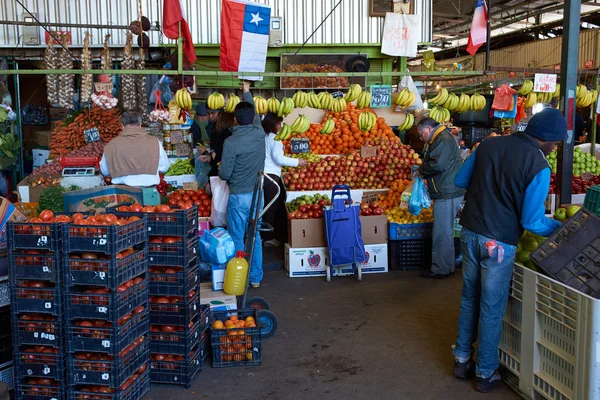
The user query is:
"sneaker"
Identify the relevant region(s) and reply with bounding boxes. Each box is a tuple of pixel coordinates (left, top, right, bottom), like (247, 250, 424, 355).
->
(453, 359, 475, 379)
(264, 239, 281, 247)
(250, 282, 261, 288)
(475, 370, 502, 393)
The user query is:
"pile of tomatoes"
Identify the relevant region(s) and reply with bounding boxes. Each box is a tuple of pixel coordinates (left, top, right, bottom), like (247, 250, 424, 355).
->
(18, 314, 59, 334)
(72, 363, 147, 396)
(21, 378, 61, 396)
(67, 248, 142, 273)
(16, 281, 56, 300)
(148, 236, 185, 252)
(149, 265, 184, 284)
(20, 345, 60, 363)
(70, 277, 145, 308)
(165, 188, 211, 217)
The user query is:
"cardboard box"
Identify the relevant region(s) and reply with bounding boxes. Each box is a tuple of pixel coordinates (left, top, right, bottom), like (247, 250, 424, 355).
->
(360, 215, 388, 244)
(63, 185, 144, 213)
(198, 217, 210, 236)
(336, 243, 389, 275)
(0, 198, 27, 252)
(35, 131, 52, 148)
(211, 263, 226, 291)
(49, 107, 70, 121)
(163, 174, 197, 188)
(17, 174, 62, 203)
(199, 282, 236, 310)
(33, 149, 50, 167)
(284, 244, 329, 277)
(287, 217, 326, 248)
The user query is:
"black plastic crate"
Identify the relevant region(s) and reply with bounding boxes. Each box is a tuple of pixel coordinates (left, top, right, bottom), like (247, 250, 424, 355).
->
(461, 126, 491, 149)
(150, 342, 202, 388)
(148, 236, 197, 267)
(62, 219, 147, 255)
(69, 338, 149, 388)
(67, 309, 149, 355)
(531, 208, 600, 298)
(15, 378, 64, 400)
(64, 246, 147, 288)
(10, 283, 63, 316)
(9, 251, 62, 283)
(68, 369, 149, 400)
(198, 304, 209, 334)
(13, 315, 64, 348)
(14, 346, 65, 380)
(149, 262, 198, 297)
(199, 330, 210, 363)
(65, 280, 148, 322)
(0, 333, 11, 365)
(149, 288, 199, 326)
(388, 239, 432, 271)
(106, 204, 198, 237)
(8, 222, 62, 252)
(210, 309, 261, 368)
(150, 315, 202, 355)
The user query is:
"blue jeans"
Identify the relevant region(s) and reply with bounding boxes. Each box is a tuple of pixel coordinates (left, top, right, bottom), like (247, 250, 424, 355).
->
(453, 227, 516, 378)
(226, 192, 263, 284)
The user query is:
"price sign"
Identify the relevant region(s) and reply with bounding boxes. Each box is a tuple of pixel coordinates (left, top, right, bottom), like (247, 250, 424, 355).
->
(170, 131, 184, 144)
(183, 181, 199, 190)
(508, 72, 516, 78)
(361, 192, 380, 204)
(83, 127, 100, 143)
(533, 73, 557, 93)
(331, 91, 345, 99)
(585, 60, 595, 69)
(290, 137, 310, 154)
(361, 145, 378, 158)
(175, 144, 190, 157)
(582, 172, 594, 182)
(370, 85, 392, 108)
(94, 82, 114, 93)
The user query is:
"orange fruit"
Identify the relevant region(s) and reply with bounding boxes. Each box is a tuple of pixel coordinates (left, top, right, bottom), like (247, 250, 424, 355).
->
(229, 315, 238, 322)
(246, 352, 253, 361)
(245, 322, 256, 328)
(212, 320, 224, 330)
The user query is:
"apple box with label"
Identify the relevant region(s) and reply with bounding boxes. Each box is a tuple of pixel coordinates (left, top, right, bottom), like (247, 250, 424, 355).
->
(210, 263, 226, 291)
(284, 245, 329, 277)
(199, 282, 237, 310)
(336, 243, 389, 276)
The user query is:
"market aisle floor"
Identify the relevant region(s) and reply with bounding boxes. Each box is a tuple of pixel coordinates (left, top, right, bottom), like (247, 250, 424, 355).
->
(145, 270, 519, 400)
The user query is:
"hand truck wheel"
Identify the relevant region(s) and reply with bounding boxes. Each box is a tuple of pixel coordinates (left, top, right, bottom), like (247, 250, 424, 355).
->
(257, 309, 278, 338)
(246, 296, 270, 311)
(326, 266, 331, 282)
(354, 264, 362, 282)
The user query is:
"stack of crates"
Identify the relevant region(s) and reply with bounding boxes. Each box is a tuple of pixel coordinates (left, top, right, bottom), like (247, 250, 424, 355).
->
(107, 205, 206, 388)
(8, 220, 66, 400)
(387, 222, 433, 270)
(62, 217, 150, 399)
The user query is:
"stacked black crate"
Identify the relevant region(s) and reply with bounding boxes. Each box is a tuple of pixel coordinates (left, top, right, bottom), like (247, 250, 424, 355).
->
(62, 217, 150, 399)
(107, 205, 205, 388)
(8, 220, 66, 400)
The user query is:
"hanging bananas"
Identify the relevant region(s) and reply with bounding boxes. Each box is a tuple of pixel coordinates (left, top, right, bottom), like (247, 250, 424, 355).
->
(344, 84, 362, 102)
(552, 84, 561, 99)
(358, 111, 376, 132)
(254, 96, 268, 115)
(394, 88, 417, 108)
(274, 123, 292, 141)
(278, 97, 295, 117)
(442, 93, 460, 112)
(331, 97, 347, 113)
(454, 94, 471, 113)
(317, 91, 334, 110)
(320, 118, 335, 135)
(207, 92, 225, 110)
(290, 115, 311, 135)
(356, 90, 372, 109)
(292, 91, 308, 108)
(534, 91, 553, 104)
(224, 93, 240, 113)
(267, 97, 280, 114)
(175, 88, 192, 111)
(398, 113, 414, 131)
(306, 91, 321, 109)
(575, 84, 597, 108)
(429, 106, 451, 124)
(469, 93, 486, 111)
(428, 88, 449, 106)
(517, 80, 533, 96)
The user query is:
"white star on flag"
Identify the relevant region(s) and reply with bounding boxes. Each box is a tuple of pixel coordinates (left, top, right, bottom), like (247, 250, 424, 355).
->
(250, 12, 263, 25)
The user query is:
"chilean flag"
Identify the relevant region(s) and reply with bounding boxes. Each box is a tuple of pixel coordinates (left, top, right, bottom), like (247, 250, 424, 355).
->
(220, 0, 272, 81)
(466, 0, 488, 56)
(163, 0, 196, 63)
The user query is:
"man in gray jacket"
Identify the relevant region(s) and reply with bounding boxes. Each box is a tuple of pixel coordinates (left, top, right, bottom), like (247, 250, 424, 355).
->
(219, 82, 266, 287)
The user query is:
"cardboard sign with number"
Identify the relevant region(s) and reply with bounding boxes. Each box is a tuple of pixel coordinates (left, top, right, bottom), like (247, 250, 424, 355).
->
(290, 137, 310, 154)
(370, 85, 391, 108)
(175, 144, 190, 157)
(83, 127, 100, 143)
(533, 73, 557, 93)
(94, 82, 114, 93)
(170, 131, 184, 145)
(361, 146, 378, 158)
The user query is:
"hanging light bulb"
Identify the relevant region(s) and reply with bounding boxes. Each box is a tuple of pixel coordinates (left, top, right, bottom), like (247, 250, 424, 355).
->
(532, 103, 544, 115)
(423, 101, 429, 110)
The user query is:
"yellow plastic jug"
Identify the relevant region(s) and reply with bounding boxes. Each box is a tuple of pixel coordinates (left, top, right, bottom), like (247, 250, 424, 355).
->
(223, 251, 249, 296)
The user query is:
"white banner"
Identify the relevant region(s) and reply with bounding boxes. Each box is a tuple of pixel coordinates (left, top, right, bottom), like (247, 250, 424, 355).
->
(381, 12, 420, 57)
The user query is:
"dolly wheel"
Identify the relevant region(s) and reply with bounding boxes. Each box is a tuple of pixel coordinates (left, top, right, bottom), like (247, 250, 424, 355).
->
(326, 266, 331, 282)
(357, 267, 362, 282)
(247, 296, 270, 311)
(257, 309, 278, 338)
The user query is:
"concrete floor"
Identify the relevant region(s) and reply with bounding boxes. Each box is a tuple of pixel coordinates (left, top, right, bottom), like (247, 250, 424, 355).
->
(146, 268, 520, 400)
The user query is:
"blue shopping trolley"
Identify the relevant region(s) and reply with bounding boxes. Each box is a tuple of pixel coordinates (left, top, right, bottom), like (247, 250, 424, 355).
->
(324, 185, 366, 282)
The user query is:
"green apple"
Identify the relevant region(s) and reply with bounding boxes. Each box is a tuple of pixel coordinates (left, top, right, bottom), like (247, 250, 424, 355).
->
(554, 208, 567, 221)
(566, 205, 581, 218)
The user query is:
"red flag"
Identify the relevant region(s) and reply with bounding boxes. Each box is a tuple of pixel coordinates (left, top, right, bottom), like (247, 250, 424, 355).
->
(466, 0, 488, 56)
(162, 0, 196, 63)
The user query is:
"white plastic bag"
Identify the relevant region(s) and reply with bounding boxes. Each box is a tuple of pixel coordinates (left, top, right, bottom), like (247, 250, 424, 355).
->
(210, 176, 229, 227)
(399, 75, 424, 110)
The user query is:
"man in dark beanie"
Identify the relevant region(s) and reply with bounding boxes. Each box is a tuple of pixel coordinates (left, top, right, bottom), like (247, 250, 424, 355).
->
(451, 107, 566, 393)
(190, 102, 210, 146)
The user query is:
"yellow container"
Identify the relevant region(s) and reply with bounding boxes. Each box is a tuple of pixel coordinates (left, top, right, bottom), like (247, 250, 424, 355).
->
(223, 251, 249, 296)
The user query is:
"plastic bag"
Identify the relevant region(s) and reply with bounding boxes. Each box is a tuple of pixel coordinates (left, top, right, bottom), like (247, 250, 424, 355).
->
(149, 75, 173, 105)
(210, 176, 229, 227)
(494, 95, 518, 119)
(199, 227, 236, 264)
(408, 177, 431, 216)
(491, 84, 516, 111)
(194, 152, 212, 188)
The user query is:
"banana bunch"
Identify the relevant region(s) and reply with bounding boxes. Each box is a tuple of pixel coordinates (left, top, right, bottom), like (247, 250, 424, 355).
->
(317, 91, 334, 110)
(267, 97, 281, 114)
(523, 92, 537, 108)
(274, 123, 292, 141)
(442, 93, 460, 112)
(292, 91, 308, 108)
(320, 118, 335, 135)
(344, 84, 362, 102)
(175, 88, 192, 110)
(278, 97, 295, 117)
(290, 115, 311, 135)
(225, 93, 240, 113)
(552, 84, 561, 98)
(254, 96, 268, 115)
(576, 89, 598, 108)
(429, 88, 449, 106)
(535, 91, 553, 104)
(394, 88, 417, 108)
(470, 93, 486, 111)
(517, 80, 534, 96)
(577, 84, 589, 99)
(331, 97, 347, 113)
(356, 90, 372, 109)
(430, 106, 451, 124)
(398, 113, 414, 131)
(207, 92, 225, 110)
(454, 94, 472, 113)
(307, 92, 321, 109)
(358, 111, 376, 132)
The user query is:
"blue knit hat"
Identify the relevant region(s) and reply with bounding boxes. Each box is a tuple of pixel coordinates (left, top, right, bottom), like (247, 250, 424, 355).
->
(195, 103, 208, 116)
(524, 108, 567, 142)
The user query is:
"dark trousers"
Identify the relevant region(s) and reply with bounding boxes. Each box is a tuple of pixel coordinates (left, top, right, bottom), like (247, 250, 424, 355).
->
(261, 174, 287, 243)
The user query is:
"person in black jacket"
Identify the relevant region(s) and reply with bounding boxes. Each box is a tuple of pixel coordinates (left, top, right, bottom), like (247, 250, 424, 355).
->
(417, 117, 465, 279)
(206, 112, 235, 176)
(190, 103, 209, 146)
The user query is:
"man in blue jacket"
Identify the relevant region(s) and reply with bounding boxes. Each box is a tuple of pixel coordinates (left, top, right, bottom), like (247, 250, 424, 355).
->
(452, 108, 566, 393)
